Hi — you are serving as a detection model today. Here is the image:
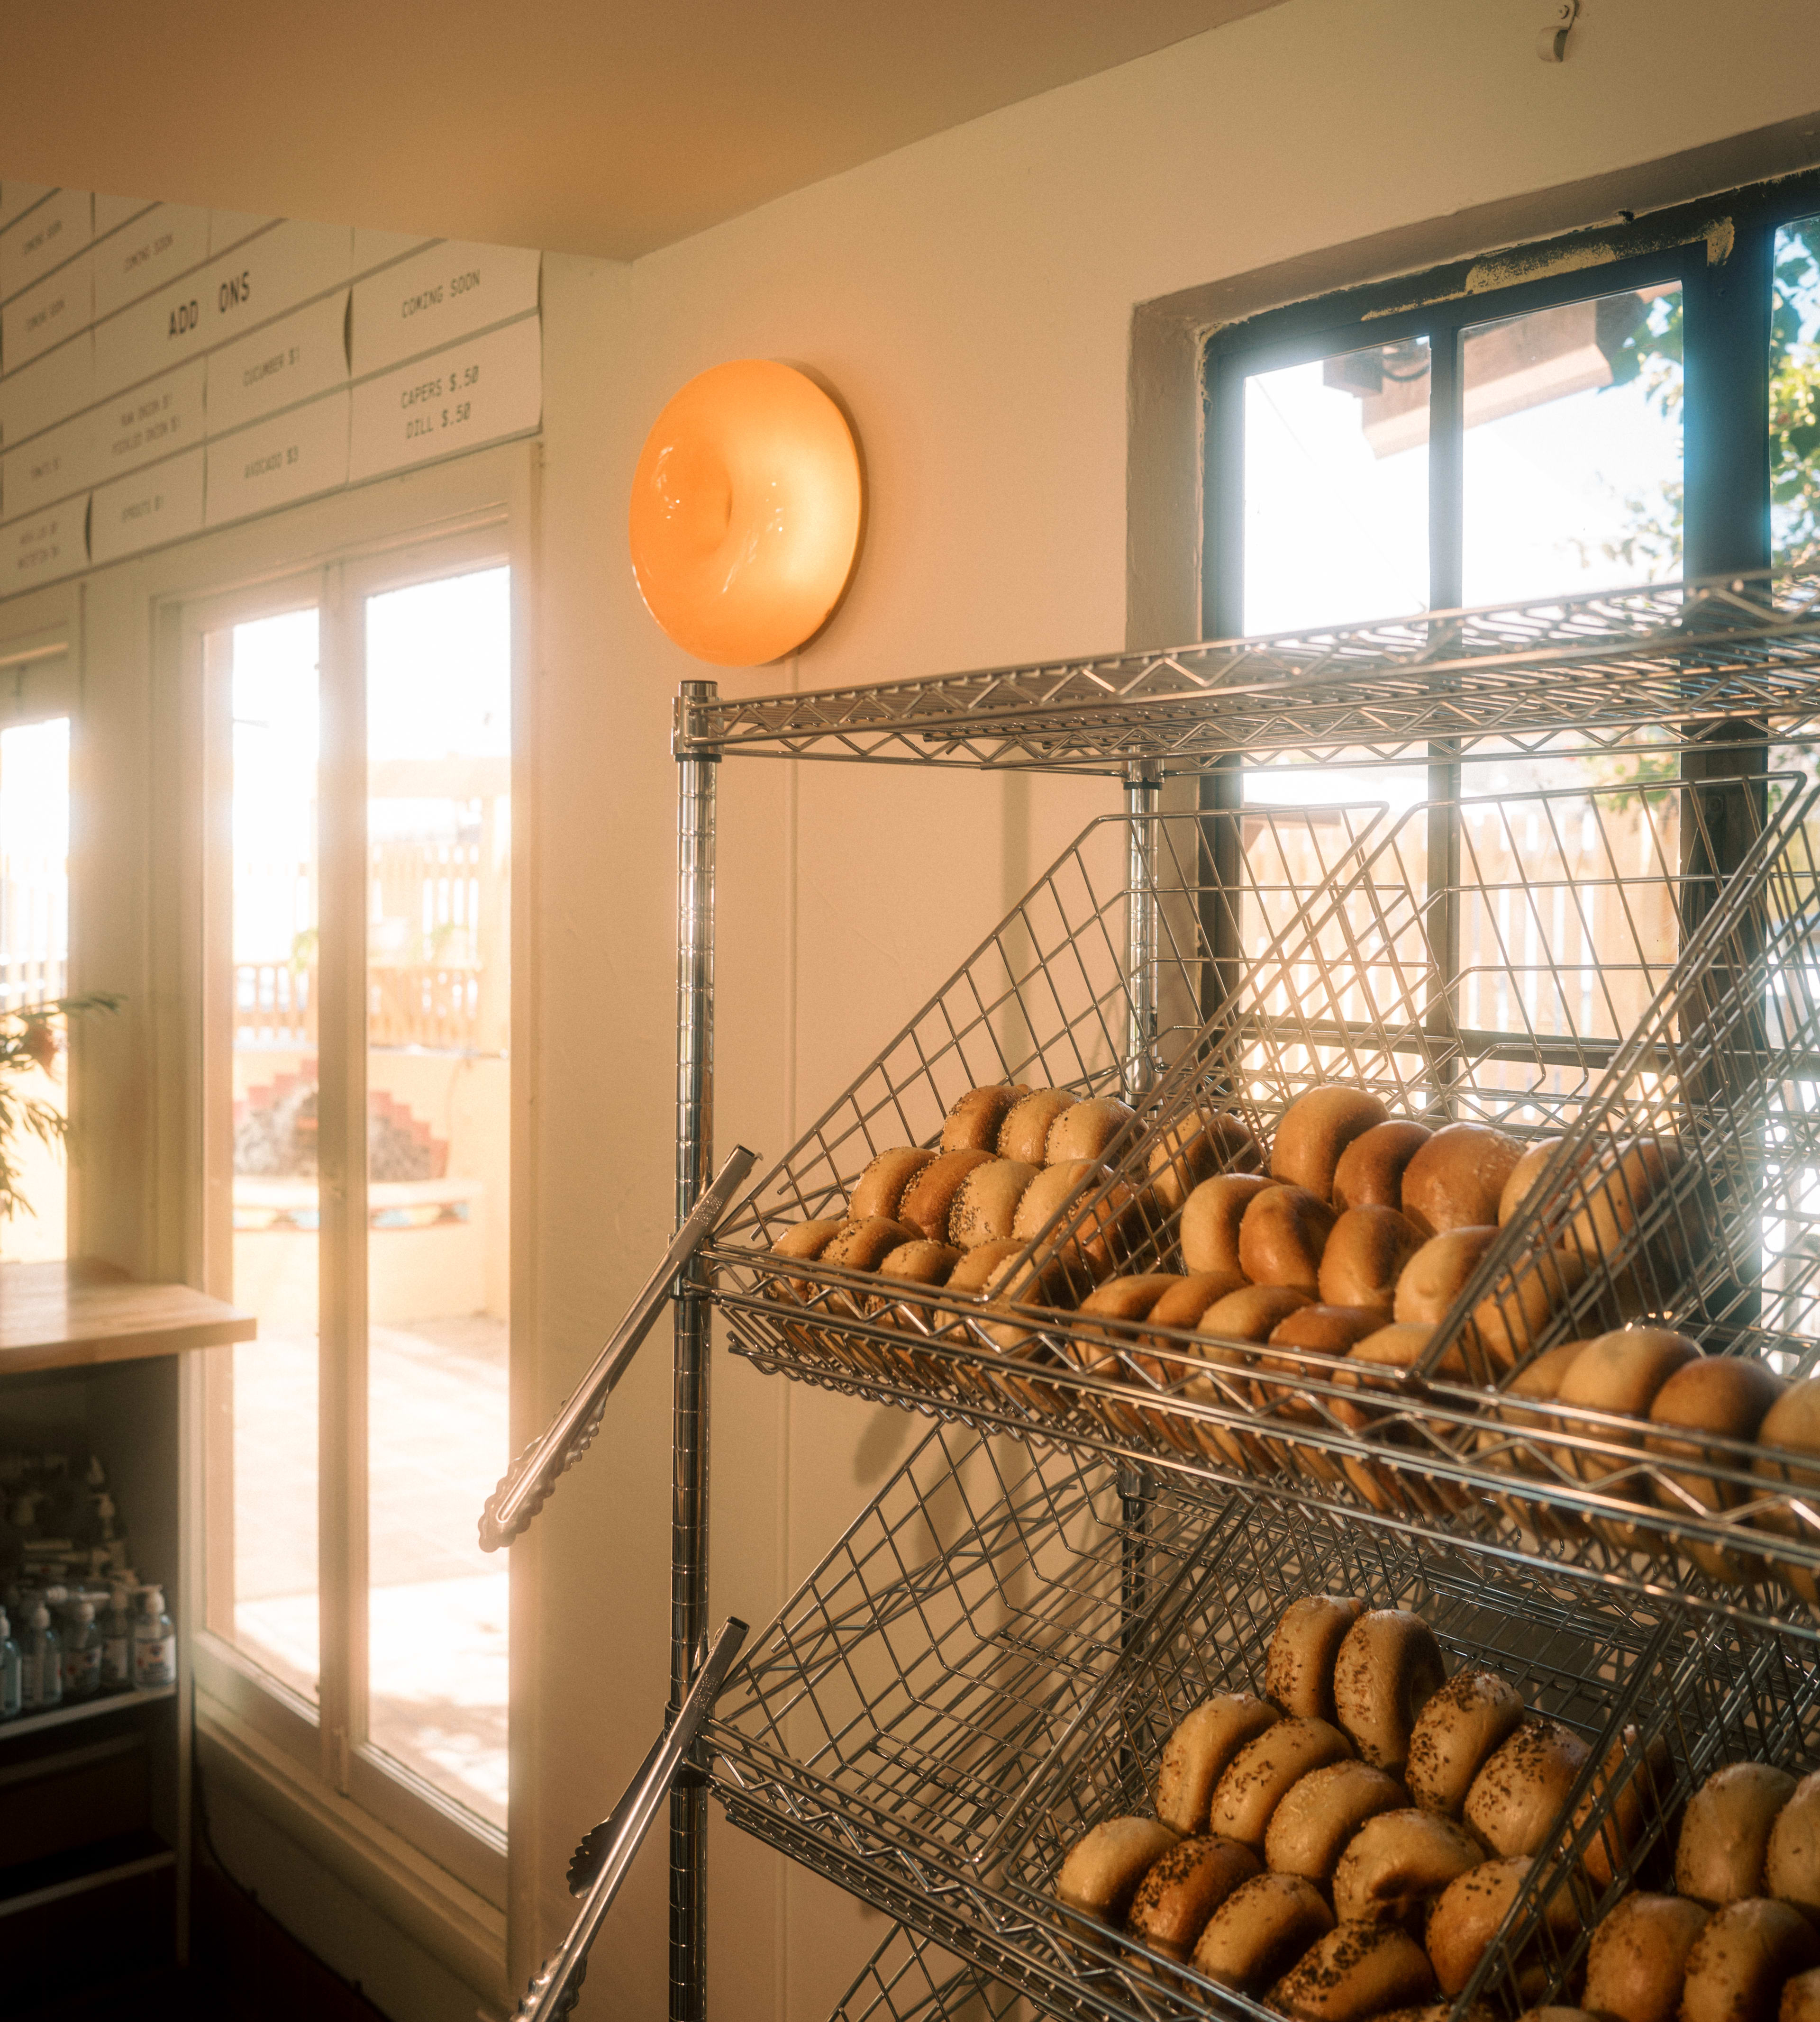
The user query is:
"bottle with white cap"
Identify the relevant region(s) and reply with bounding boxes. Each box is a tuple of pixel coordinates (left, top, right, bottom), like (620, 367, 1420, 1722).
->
(132, 1587, 175, 1689)
(0, 1609, 19, 1720)
(62, 1599, 100, 1702)
(100, 1586, 132, 1692)
(21, 1604, 60, 1711)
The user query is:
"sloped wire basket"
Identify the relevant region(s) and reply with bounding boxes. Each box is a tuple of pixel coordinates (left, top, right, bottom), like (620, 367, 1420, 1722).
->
(708, 765, 1820, 1626)
(827, 1925, 1028, 2022)
(709, 1420, 1793, 2022)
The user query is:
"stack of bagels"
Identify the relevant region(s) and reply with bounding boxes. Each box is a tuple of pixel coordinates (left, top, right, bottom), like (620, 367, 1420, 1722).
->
(765, 1079, 1820, 1606)
(1053, 1591, 1625, 2020)
(1534, 1758, 1820, 2022)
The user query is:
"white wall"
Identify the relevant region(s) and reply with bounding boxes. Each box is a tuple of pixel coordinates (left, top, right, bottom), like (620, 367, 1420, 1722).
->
(8, 0, 1820, 2016)
(528, 3, 1820, 2016)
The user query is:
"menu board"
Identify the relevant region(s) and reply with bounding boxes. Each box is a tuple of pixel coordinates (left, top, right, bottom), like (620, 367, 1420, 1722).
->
(0, 185, 541, 596)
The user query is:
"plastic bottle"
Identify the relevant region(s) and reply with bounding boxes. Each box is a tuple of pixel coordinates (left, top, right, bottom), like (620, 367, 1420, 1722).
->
(132, 1587, 175, 1689)
(63, 1599, 100, 1702)
(100, 1587, 132, 1692)
(21, 1604, 60, 1711)
(0, 1610, 19, 1720)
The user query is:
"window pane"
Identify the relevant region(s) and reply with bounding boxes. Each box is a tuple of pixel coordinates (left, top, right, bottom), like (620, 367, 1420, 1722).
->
(0, 718, 69, 1260)
(226, 609, 321, 1698)
(364, 566, 510, 1832)
(1461, 284, 1683, 607)
(1242, 337, 1430, 634)
(1772, 216, 1820, 572)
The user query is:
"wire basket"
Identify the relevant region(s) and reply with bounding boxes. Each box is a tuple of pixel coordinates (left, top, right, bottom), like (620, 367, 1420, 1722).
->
(828, 1926, 1030, 2022)
(707, 1419, 1780, 2022)
(711, 765, 1820, 1625)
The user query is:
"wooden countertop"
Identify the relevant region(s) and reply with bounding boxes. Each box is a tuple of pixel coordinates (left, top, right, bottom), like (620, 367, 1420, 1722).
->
(0, 1259, 256, 1374)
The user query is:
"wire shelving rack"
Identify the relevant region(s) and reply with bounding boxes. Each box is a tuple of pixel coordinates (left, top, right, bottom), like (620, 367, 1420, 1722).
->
(542, 569, 1820, 2021)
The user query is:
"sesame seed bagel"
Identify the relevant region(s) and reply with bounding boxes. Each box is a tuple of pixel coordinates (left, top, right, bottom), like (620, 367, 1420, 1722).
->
(1125, 1832, 1262, 1962)
(1271, 1918, 1436, 2022)
(1265, 1595, 1366, 1724)
(1055, 1815, 1179, 1923)
(997, 1088, 1078, 1165)
(1209, 1716, 1355, 1849)
(1464, 1718, 1591, 1859)
(1155, 1692, 1283, 1836)
(940, 1083, 1029, 1153)
(1404, 1667, 1525, 1817)
(1679, 1898, 1820, 2022)
(1192, 1871, 1335, 1996)
(1264, 1760, 1408, 1888)
(849, 1147, 938, 1223)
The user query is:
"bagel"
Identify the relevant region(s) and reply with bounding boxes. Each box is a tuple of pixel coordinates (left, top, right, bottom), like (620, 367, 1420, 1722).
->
(1333, 1122, 1433, 1214)
(1564, 1136, 1687, 1313)
(1149, 1110, 1265, 1211)
(1679, 1898, 1820, 2022)
(1155, 1692, 1283, 1835)
(1192, 1871, 1334, 1995)
(1647, 1355, 1785, 1583)
(935, 1239, 1047, 1395)
(849, 1147, 938, 1223)
(1583, 1892, 1710, 2022)
(1265, 1760, 1408, 1886)
(1320, 1206, 1425, 1314)
(873, 1239, 962, 1307)
(1272, 1919, 1436, 2021)
(1209, 1716, 1355, 1848)
(1055, 1815, 1180, 1922)
(898, 1150, 998, 1243)
(940, 1083, 1029, 1154)
(1749, 1379, 1820, 1605)
(1126, 1833, 1262, 1961)
(1012, 1159, 1141, 1277)
(1785, 1970, 1820, 2022)
(1186, 1285, 1314, 1473)
(1405, 1668, 1526, 1816)
(820, 1214, 923, 1282)
(1273, 1088, 1393, 1202)
(1180, 1173, 1278, 1277)
(1571, 1722, 1676, 1894)
(1046, 1095, 1136, 1166)
(1332, 1324, 1471, 1520)
(1201, 1284, 1315, 1347)
(1331, 1609, 1447, 1774)
(1115, 1271, 1249, 1451)
(1476, 1337, 1596, 1537)
(1427, 1854, 1579, 2000)
(1556, 1329, 1701, 1521)
(1393, 1227, 1500, 1326)
(1401, 1123, 1525, 1238)
(1500, 1137, 1565, 1226)
(1265, 1595, 1366, 1723)
(1239, 1185, 1338, 1294)
(1765, 1769, 1820, 1922)
(1469, 1245, 1590, 1375)
(998, 1088, 1077, 1166)
(1330, 1807, 1482, 1927)
(1256, 1306, 1387, 1477)
(1464, 1718, 1591, 1858)
(767, 1218, 846, 1300)
(1678, 1765, 1801, 1907)
(946, 1159, 1039, 1249)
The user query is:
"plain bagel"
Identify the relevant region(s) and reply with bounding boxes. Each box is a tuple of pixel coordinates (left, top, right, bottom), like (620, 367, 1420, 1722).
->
(1181, 1173, 1280, 1277)
(1208, 1716, 1355, 1848)
(1393, 1227, 1500, 1326)
(1149, 1110, 1264, 1210)
(1401, 1123, 1525, 1238)
(1265, 1760, 1408, 1887)
(1320, 1205, 1425, 1314)
(1155, 1692, 1283, 1836)
(1765, 1769, 1820, 1922)
(1677, 1763, 1801, 1907)
(1331, 1609, 1448, 1774)
(1265, 1595, 1366, 1723)
(1332, 1122, 1433, 1214)
(1272, 1088, 1392, 1203)
(1055, 1815, 1179, 1922)
(1192, 1871, 1334, 1995)
(1583, 1892, 1710, 2022)
(1647, 1355, 1787, 1584)
(1239, 1185, 1338, 1294)
(1750, 1380, 1820, 1605)
(1679, 1898, 1820, 2022)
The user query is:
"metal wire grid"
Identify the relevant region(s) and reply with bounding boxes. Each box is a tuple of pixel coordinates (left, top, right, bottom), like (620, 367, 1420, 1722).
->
(677, 570, 1820, 773)
(828, 1926, 1028, 2022)
(709, 1422, 1773, 2022)
(710, 766, 1820, 1617)
(715, 804, 1382, 1243)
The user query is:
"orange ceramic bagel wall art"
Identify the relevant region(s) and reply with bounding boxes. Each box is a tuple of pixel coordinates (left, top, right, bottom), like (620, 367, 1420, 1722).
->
(628, 359, 863, 666)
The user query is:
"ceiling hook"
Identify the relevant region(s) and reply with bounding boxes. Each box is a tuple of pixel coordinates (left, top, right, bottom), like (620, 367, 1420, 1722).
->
(1538, 0, 1578, 60)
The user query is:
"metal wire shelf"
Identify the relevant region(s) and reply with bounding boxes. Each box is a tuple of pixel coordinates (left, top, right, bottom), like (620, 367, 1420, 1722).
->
(677, 569, 1820, 773)
(710, 758, 1820, 1630)
(828, 1926, 1027, 2022)
(710, 1421, 1806, 2022)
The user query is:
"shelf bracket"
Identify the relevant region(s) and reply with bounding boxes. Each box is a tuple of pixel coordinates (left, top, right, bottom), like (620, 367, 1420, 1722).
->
(477, 1144, 759, 1551)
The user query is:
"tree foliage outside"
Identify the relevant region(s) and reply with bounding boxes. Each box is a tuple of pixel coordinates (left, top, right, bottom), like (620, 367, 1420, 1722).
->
(0, 995, 121, 1222)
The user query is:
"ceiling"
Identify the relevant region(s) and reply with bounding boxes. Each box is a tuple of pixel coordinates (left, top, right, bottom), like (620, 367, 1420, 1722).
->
(2, 1, 1286, 261)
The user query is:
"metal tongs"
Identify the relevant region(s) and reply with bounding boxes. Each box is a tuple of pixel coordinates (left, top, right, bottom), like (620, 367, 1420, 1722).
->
(479, 1146, 758, 1550)
(511, 1614, 749, 2020)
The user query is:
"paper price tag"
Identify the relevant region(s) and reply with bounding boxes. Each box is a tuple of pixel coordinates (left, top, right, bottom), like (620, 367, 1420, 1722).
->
(90, 444, 204, 564)
(95, 204, 210, 321)
(206, 386, 350, 527)
(208, 292, 349, 435)
(0, 188, 91, 304)
(98, 359, 206, 487)
(3, 254, 94, 373)
(0, 185, 55, 235)
(93, 194, 155, 238)
(348, 313, 539, 483)
(0, 332, 94, 451)
(351, 241, 539, 377)
(1, 498, 87, 593)
(1, 405, 100, 519)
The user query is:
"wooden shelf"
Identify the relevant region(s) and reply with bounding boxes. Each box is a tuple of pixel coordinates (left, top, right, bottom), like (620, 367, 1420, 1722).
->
(0, 1682, 176, 1744)
(0, 1831, 175, 1918)
(0, 1258, 255, 1374)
